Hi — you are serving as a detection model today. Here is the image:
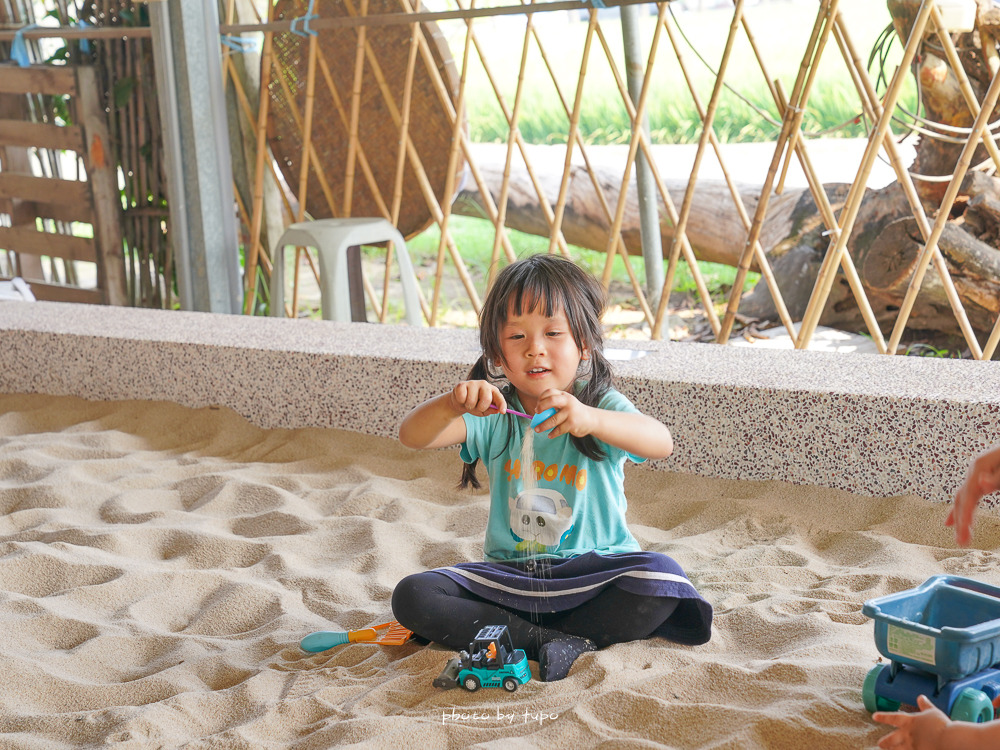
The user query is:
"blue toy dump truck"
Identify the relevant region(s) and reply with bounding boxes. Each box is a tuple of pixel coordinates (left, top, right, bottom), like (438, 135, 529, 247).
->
(862, 575, 1000, 723)
(433, 625, 531, 692)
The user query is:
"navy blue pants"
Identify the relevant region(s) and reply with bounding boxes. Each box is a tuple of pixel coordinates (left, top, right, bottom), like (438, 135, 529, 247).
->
(392, 569, 679, 660)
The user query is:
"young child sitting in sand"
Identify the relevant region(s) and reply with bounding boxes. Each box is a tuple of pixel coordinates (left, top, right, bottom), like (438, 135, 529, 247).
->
(872, 445, 1000, 748)
(391, 254, 712, 682)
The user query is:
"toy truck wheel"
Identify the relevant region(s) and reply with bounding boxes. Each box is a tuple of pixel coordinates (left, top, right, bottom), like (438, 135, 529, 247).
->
(862, 665, 900, 713)
(462, 675, 481, 692)
(502, 677, 518, 692)
(950, 688, 994, 723)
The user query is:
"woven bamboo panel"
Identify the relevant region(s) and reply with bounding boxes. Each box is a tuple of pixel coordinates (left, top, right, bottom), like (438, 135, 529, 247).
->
(268, 0, 465, 239)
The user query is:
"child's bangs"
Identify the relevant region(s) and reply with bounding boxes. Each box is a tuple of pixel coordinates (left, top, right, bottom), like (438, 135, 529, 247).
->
(509, 277, 565, 319)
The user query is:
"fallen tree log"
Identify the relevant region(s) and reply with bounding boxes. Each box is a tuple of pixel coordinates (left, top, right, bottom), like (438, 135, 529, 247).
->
(454, 143, 819, 270)
(454, 143, 1000, 342)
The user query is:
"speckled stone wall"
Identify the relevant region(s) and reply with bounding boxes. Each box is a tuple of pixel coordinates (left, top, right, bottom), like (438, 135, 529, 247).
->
(2, 300, 999, 504)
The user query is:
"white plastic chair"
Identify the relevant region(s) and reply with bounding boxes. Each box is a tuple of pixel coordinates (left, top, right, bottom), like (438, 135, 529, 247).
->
(271, 217, 422, 325)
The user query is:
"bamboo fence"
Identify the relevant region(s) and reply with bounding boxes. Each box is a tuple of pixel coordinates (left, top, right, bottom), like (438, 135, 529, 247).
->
(2, 0, 1000, 358)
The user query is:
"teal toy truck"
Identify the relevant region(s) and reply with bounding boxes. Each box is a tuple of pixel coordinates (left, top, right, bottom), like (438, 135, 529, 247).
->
(862, 575, 1000, 723)
(434, 625, 531, 692)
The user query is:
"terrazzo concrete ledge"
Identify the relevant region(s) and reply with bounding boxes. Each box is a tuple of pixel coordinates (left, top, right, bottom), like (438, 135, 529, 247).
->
(2, 300, 999, 504)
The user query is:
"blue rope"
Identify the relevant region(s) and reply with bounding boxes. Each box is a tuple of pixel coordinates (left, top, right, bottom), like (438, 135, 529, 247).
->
(221, 35, 262, 53)
(290, 0, 319, 37)
(9, 21, 93, 66)
(73, 20, 92, 55)
(11, 24, 39, 67)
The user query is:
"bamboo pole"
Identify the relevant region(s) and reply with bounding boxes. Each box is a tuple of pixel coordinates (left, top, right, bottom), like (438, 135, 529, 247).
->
(929, 4, 1000, 175)
(344, 0, 369, 217)
(431, 0, 476, 327)
(796, 0, 933, 349)
(774, 9, 828, 203)
(221, 33, 291, 238)
(984, 300, 1000, 359)
(885, 67, 1000, 359)
(581, 70, 715, 338)
(836, 17, 945, 229)
(487, 3, 536, 280)
(799, 4, 980, 353)
(718, 0, 840, 343)
(605, 13, 725, 334)
(273, 59, 353, 221)
(474, 23, 569, 260)
(582, 13, 713, 337)
(219, 0, 289, 301)
(825, 17, 940, 351)
(291, 36, 320, 319)
(739, 10, 779, 108)
(671, 0, 746, 258)
(242, 3, 275, 314)
(659, 11, 799, 341)
(424, 2, 513, 260)
(591, 16, 660, 328)
(594, 18, 642, 292)
(462, 1, 574, 277)
(652, 12, 723, 338)
(662, 0, 790, 341)
(511, 4, 644, 284)
(343, 6, 473, 318)
(549, 9, 597, 257)
(462, 9, 569, 261)
(774, 82, 888, 353)
(520, 0, 592, 259)
(383, 0, 422, 323)
(343, 0, 482, 312)
(122, 36, 141, 304)
(1, 0, 668, 41)
(776, 0, 839, 200)
(407, 0, 516, 267)
(312, 52, 389, 218)
(534, 9, 665, 331)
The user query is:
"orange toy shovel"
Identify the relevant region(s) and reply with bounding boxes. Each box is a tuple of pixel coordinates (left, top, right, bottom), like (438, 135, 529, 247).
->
(300, 621, 413, 652)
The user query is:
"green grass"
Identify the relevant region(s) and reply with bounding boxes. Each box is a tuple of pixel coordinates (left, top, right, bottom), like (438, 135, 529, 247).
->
(442, 0, 914, 146)
(400, 215, 758, 311)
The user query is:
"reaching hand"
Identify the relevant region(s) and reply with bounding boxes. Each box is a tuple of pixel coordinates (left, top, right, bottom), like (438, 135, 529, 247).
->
(873, 695, 948, 749)
(946, 445, 1000, 546)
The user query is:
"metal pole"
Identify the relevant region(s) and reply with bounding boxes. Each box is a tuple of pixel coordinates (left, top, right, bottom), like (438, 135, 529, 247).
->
(620, 3, 664, 311)
(148, 0, 242, 314)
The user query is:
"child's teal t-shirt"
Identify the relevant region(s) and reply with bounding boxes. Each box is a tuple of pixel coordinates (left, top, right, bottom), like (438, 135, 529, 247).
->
(460, 388, 646, 562)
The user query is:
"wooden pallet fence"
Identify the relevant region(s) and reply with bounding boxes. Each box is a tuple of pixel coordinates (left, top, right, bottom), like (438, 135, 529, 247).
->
(0, 64, 127, 305)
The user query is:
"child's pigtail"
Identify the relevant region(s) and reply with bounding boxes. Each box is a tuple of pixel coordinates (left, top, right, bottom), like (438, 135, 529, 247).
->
(460, 459, 481, 490)
(573, 347, 615, 461)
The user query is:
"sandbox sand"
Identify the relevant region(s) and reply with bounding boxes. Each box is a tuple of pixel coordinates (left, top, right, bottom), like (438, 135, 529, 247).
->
(1, 392, 998, 749)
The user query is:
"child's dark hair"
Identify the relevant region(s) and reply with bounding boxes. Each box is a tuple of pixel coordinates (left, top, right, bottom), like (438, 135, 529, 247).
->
(460, 254, 615, 489)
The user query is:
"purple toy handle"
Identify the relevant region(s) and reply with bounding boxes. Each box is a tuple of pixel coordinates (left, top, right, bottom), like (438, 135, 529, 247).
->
(488, 404, 530, 419)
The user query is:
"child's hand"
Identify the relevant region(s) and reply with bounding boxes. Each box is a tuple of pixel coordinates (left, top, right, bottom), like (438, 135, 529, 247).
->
(533, 389, 595, 438)
(450, 380, 507, 418)
(532, 389, 673, 459)
(946, 445, 1000, 546)
(873, 695, 948, 750)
